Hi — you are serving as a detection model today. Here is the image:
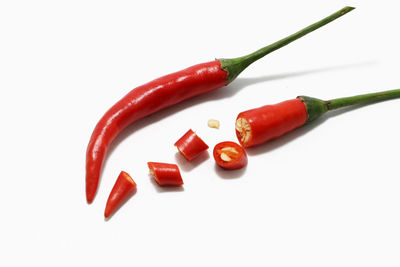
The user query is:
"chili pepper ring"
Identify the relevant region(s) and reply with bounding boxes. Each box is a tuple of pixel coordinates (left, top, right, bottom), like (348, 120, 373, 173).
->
(213, 141, 248, 170)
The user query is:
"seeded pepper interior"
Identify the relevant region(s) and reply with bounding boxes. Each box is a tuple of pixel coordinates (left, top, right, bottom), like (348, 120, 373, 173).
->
(213, 141, 248, 170)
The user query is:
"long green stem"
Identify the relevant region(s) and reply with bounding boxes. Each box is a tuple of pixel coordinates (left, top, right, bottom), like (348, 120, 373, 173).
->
(220, 6, 355, 83)
(326, 89, 400, 110)
(299, 89, 400, 123)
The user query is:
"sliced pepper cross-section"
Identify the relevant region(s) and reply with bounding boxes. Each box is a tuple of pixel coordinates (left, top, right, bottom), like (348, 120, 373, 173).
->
(213, 141, 248, 170)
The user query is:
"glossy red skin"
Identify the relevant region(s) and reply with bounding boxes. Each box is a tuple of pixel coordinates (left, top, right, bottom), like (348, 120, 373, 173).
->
(174, 129, 209, 161)
(86, 61, 227, 202)
(236, 99, 308, 147)
(213, 141, 248, 170)
(104, 171, 137, 218)
(148, 162, 183, 186)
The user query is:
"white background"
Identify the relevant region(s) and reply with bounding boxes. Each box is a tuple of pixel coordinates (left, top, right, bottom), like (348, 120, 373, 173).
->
(1, 0, 399, 266)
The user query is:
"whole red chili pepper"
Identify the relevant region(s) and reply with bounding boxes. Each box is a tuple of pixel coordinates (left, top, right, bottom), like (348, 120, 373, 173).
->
(236, 89, 400, 148)
(148, 162, 183, 186)
(213, 141, 248, 170)
(104, 171, 136, 219)
(174, 129, 209, 161)
(86, 7, 354, 203)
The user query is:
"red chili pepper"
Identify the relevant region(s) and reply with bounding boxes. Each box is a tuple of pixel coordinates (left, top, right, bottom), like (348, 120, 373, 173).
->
(174, 129, 209, 161)
(213, 141, 248, 170)
(86, 7, 354, 203)
(236, 89, 400, 148)
(236, 99, 308, 147)
(148, 162, 183, 186)
(104, 171, 136, 219)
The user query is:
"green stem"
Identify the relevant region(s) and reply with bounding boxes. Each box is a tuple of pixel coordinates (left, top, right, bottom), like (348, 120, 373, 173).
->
(298, 89, 400, 123)
(220, 6, 355, 83)
(326, 89, 400, 110)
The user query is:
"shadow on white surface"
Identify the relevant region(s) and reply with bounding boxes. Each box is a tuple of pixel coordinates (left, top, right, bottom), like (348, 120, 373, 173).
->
(174, 151, 210, 172)
(231, 61, 375, 90)
(148, 175, 185, 193)
(214, 164, 247, 179)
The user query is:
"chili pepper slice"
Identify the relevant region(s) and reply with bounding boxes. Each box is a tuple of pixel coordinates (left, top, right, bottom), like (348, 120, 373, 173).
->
(104, 171, 136, 219)
(174, 129, 209, 161)
(213, 141, 248, 170)
(236, 88, 400, 148)
(148, 162, 183, 186)
(86, 7, 354, 203)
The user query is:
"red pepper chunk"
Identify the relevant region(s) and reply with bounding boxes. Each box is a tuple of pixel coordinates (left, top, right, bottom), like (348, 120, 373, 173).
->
(174, 129, 209, 161)
(104, 171, 136, 219)
(148, 162, 183, 186)
(213, 141, 248, 170)
(236, 99, 308, 148)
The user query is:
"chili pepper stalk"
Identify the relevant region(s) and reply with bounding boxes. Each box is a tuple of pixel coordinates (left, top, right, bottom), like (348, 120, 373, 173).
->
(86, 6, 355, 203)
(299, 88, 400, 122)
(220, 6, 355, 83)
(236, 89, 400, 148)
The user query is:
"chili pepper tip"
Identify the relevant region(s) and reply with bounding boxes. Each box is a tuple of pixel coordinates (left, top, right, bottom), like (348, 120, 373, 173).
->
(104, 171, 137, 219)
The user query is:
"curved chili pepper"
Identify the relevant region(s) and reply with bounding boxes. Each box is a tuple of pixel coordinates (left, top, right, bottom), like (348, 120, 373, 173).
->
(236, 88, 400, 148)
(174, 129, 209, 161)
(86, 7, 354, 203)
(213, 141, 248, 170)
(148, 162, 183, 186)
(104, 171, 136, 218)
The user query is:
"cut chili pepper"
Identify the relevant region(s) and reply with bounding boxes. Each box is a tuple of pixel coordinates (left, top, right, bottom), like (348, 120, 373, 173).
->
(86, 7, 355, 203)
(148, 162, 183, 186)
(174, 129, 209, 161)
(213, 141, 248, 170)
(236, 99, 308, 147)
(104, 171, 136, 219)
(236, 88, 400, 148)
